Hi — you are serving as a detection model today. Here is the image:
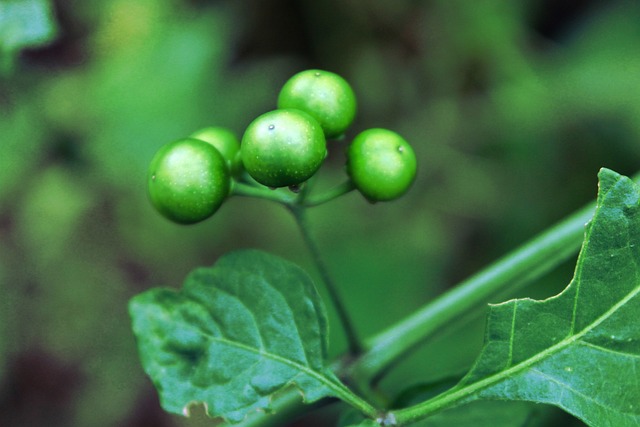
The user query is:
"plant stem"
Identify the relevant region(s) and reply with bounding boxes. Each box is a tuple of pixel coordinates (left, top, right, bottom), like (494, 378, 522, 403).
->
(234, 177, 361, 355)
(231, 181, 297, 204)
(290, 206, 364, 356)
(302, 180, 357, 207)
(350, 201, 596, 382)
(232, 179, 356, 207)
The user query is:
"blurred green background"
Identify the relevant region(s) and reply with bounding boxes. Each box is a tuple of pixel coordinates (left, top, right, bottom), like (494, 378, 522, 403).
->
(1, 0, 639, 426)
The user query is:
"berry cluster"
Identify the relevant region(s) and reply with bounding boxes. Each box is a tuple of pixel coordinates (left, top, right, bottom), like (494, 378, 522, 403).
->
(147, 69, 417, 224)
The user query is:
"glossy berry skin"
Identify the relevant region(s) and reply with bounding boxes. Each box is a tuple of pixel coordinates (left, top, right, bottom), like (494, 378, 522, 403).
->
(147, 138, 230, 224)
(346, 128, 417, 202)
(241, 109, 327, 188)
(190, 126, 242, 176)
(277, 69, 356, 139)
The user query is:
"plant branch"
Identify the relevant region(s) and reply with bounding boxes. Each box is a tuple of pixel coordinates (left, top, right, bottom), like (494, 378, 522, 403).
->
(302, 180, 357, 207)
(231, 181, 298, 204)
(290, 206, 364, 356)
(349, 201, 596, 383)
(232, 178, 355, 208)
(226, 172, 640, 425)
(229, 195, 599, 426)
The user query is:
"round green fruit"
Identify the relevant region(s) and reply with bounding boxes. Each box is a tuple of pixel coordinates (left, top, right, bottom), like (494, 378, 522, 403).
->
(346, 128, 417, 202)
(277, 69, 356, 138)
(241, 109, 327, 188)
(147, 138, 230, 224)
(190, 126, 242, 176)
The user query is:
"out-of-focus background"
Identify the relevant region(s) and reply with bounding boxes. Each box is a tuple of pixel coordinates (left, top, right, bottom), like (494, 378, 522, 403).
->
(1, 0, 639, 426)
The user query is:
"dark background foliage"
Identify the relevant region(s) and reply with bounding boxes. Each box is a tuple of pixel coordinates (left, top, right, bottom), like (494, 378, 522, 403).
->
(1, 0, 639, 426)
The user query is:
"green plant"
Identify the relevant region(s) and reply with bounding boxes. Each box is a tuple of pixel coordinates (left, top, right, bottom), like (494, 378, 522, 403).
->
(132, 70, 640, 427)
(147, 138, 230, 224)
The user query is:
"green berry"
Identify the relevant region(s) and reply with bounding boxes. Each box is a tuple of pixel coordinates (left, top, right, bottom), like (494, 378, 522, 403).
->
(147, 138, 230, 224)
(277, 69, 357, 138)
(241, 109, 327, 188)
(346, 128, 417, 202)
(190, 126, 242, 176)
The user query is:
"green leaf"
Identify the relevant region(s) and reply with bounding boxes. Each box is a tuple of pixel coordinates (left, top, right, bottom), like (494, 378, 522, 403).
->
(129, 249, 349, 423)
(394, 168, 640, 427)
(457, 168, 640, 425)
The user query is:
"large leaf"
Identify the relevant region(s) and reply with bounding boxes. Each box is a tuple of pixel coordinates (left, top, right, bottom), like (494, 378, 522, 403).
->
(129, 249, 346, 423)
(456, 168, 640, 426)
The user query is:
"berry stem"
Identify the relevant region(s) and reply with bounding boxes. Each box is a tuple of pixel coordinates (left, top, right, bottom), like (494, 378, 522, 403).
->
(231, 179, 355, 207)
(302, 180, 357, 207)
(231, 181, 297, 204)
(289, 206, 363, 356)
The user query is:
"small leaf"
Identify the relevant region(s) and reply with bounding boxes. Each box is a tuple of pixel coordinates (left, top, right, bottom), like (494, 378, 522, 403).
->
(129, 249, 345, 423)
(457, 169, 640, 426)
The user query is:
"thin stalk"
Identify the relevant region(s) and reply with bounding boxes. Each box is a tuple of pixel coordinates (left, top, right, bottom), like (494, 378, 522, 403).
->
(303, 180, 357, 207)
(290, 206, 364, 356)
(232, 179, 356, 208)
(350, 201, 596, 382)
(231, 181, 297, 204)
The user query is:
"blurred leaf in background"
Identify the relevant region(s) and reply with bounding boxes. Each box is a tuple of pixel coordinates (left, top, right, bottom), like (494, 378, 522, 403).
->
(0, 0, 58, 73)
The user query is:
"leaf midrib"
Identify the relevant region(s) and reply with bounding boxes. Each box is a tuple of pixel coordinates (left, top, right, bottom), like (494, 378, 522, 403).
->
(189, 327, 365, 406)
(204, 331, 336, 387)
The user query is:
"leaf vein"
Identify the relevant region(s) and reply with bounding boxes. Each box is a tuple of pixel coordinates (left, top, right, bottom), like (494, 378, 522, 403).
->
(529, 368, 617, 413)
(205, 331, 339, 392)
(578, 340, 640, 360)
(506, 301, 517, 368)
(263, 277, 315, 367)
